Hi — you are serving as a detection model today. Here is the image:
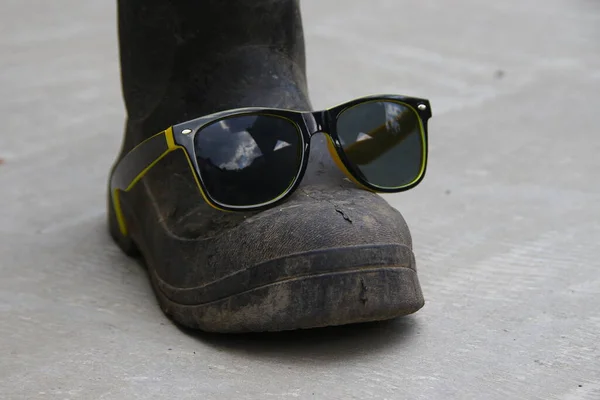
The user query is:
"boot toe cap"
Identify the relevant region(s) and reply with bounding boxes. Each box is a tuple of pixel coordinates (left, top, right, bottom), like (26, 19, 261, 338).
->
(149, 186, 423, 331)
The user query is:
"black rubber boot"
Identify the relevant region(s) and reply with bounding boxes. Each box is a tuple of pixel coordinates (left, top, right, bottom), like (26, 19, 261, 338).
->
(108, 0, 424, 332)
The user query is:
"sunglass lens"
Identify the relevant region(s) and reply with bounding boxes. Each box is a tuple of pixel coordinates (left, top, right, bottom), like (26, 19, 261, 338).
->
(194, 114, 303, 207)
(336, 100, 425, 189)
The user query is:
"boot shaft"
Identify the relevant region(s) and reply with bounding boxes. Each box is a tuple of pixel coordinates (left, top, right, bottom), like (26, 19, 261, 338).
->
(117, 0, 310, 146)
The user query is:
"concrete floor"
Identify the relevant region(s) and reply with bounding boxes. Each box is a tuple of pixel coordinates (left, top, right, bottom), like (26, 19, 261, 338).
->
(1, 0, 599, 399)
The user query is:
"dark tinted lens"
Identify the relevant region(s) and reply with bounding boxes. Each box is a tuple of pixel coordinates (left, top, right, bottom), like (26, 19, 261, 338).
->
(336, 101, 424, 189)
(194, 114, 302, 207)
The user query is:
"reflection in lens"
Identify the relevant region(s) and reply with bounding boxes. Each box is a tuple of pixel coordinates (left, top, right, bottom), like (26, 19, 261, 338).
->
(336, 101, 424, 189)
(194, 114, 302, 207)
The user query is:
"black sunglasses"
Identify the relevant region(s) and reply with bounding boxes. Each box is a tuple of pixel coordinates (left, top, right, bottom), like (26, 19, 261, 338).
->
(110, 94, 432, 236)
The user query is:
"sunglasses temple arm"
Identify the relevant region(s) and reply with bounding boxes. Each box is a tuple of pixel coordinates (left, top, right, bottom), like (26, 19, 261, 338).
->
(110, 128, 177, 235)
(342, 112, 420, 165)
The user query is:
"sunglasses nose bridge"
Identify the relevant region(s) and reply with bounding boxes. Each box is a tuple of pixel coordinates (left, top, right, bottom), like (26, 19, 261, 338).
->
(302, 111, 327, 137)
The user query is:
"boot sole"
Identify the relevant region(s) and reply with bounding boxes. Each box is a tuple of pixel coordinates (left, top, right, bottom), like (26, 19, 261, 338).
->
(152, 263, 423, 333)
(108, 192, 424, 333)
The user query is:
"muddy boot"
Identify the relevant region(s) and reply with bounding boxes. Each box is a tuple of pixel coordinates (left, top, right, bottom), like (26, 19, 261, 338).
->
(108, 0, 425, 332)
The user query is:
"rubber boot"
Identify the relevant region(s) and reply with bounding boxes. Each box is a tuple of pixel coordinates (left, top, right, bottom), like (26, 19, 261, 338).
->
(108, 0, 424, 332)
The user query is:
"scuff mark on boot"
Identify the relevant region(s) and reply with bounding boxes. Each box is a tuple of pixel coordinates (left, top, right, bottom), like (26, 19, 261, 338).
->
(316, 161, 326, 175)
(359, 278, 368, 305)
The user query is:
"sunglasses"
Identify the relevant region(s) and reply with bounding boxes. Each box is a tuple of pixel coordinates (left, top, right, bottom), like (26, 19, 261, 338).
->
(110, 94, 432, 235)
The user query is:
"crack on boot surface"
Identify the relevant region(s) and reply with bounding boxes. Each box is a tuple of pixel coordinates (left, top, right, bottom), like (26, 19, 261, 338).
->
(335, 208, 353, 224)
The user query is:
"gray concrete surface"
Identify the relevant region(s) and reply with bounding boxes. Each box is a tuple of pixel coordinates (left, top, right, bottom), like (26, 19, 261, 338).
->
(1, 0, 599, 399)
